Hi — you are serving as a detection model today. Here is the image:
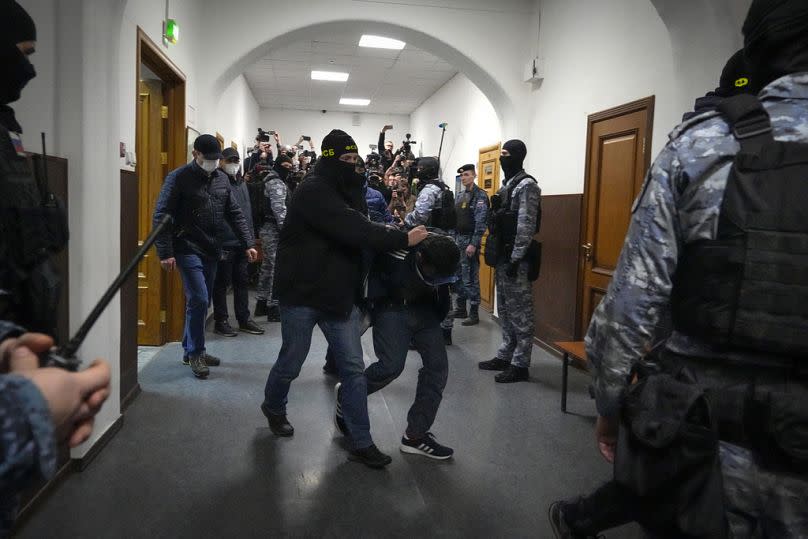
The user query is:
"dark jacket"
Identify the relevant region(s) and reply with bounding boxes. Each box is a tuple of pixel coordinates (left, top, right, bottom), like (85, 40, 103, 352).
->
(378, 131, 394, 172)
(367, 248, 450, 320)
(244, 147, 273, 174)
(217, 170, 255, 250)
(153, 162, 254, 261)
(274, 160, 409, 317)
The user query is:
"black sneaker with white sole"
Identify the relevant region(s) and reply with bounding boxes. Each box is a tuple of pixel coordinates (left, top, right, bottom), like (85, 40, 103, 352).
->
(334, 383, 349, 436)
(400, 432, 454, 460)
(348, 444, 392, 469)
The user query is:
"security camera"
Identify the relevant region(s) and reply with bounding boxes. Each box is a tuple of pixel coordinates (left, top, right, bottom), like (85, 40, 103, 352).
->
(321, 109, 327, 114)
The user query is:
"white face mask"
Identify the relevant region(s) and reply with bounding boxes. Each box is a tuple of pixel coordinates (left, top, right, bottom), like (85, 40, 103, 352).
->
(198, 158, 218, 173)
(224, 163, 240, 176)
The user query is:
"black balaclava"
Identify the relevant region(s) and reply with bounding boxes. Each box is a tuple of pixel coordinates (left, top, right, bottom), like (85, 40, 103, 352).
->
(416, 156, 440, 182)
(273, 155, 293, 182)
(717, 49, 753, 97)
(0, 1, 37, 132)
(318, 129, 362, 197)
(743, 0, 808, 92)
(500, 139, 527, 181)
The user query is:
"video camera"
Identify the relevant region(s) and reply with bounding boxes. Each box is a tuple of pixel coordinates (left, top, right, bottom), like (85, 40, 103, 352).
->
(256, 128, 275, 143)
(400, 133, 417, 156)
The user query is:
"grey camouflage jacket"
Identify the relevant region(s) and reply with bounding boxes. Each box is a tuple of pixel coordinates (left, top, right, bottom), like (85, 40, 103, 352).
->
(500, 172, 541, 262)
(404, 182, 442, 229)
(263, 173, 288, 228)
(585, 72, 808, 417)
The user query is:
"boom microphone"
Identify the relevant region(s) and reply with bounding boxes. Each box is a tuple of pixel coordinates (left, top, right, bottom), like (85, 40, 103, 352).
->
(438, 122, 448, 129)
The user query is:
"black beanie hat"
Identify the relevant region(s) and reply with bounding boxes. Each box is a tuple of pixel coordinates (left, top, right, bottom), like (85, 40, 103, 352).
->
(743, 0, 808, 71)
(503, 140, 527, 164)
(717, 49, 752, 97)
(321, 129, 358, 160)
(1, 1, 36, 47)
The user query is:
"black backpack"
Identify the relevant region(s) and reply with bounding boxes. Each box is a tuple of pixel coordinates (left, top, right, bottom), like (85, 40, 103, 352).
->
(432, 183, 457, 231)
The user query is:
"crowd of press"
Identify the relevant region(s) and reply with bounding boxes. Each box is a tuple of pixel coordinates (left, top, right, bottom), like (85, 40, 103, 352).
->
(1, 0, 807, 537)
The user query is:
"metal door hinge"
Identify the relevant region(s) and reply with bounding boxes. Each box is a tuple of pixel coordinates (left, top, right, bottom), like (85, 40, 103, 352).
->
(160, 310, 167, 323)
(160, 152, 168, 165)
(642, 137, 647, 155)
(161, 106, 168, 119)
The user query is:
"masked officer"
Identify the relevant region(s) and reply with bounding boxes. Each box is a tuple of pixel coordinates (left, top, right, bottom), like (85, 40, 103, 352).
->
(404, 156, 457, 344)
(154, 134, 257, 379)
(255, 155, 295, 322)
(478, 140, 541, 383)
(585, 1, 808, 536)
(0, 3, 68, 336)
(450, 164, 489, 326)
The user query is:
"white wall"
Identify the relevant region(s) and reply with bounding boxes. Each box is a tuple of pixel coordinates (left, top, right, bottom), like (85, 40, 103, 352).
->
(214, 75, 260, 157)
(410, 73, 501, 185)
(15, 0, 57, 147)
(118, 0, 202, 169)
(258, 108, 410, 158)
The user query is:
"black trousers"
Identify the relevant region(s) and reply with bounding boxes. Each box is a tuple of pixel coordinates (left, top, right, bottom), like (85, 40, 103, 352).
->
(213, 249, 250, 324)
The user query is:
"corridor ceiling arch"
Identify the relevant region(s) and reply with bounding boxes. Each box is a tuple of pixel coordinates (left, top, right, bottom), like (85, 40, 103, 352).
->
(211, 19, 516, 133)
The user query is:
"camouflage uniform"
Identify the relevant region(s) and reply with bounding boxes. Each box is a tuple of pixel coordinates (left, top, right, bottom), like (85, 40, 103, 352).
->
(0, 322, 56, 535)
(404, 182, 455, 332)
(495, 173, 541, 368)
(454, 184, 489, 306)
(256, 174, 288, 307)
(586, 73, 808, 536)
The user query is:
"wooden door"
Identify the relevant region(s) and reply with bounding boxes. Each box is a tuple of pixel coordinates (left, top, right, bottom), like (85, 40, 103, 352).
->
(578, 97, 655, 336)
(136, 79, 167, 345)
(478, 143, 501, 312)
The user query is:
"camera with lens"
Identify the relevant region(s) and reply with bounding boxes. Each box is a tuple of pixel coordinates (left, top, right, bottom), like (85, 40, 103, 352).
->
(256, 128, 272, 143)
(400, 133, 417, 155)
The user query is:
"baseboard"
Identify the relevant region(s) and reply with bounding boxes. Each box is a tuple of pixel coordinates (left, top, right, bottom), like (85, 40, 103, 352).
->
(14, 459, 74, 531)
(121, 383, 141, 412)
(74, 414, 124, 472)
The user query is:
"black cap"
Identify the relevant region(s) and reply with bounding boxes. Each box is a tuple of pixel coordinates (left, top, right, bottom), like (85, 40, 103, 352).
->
(321, 129, 358, 159)
(1, 2, 36, 47)
(275, 154, 293, 166)
(194, 134, 223, 160)
(221, 147, 240, 162)
(457, 164, 475, 174)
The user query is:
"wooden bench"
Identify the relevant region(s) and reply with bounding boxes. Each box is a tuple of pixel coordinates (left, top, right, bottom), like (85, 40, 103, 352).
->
(554, 341, 589, 413)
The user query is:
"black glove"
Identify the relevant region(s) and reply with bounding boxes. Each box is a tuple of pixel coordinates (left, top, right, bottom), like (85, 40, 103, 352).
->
(506, 261, 519, 278)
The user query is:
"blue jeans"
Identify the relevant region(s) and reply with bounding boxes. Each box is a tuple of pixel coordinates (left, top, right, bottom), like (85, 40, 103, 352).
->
(366, 304, 448, 438)
(263, 305, 372, 449)
(175, 253, 218, 358)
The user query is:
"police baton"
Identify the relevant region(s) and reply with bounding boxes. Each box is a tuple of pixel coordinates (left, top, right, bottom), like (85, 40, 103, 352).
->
(43, 213, 172, 371)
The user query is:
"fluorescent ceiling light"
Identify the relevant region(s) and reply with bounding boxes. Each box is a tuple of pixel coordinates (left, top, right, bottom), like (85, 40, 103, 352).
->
(311, 70, 349, 82)
(358, 35, 405, 50)
(340, 98, 371, 106)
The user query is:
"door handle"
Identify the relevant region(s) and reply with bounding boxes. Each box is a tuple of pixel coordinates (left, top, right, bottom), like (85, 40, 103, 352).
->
(582, 243, 593, 261)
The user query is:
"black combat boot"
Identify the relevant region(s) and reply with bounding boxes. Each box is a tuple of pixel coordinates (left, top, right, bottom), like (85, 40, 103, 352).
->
(478, 357, 510, 371)
(462, 304, 479, 326)
(261, 403, 294, 437)
(450, 298, 468, 319)
(495, 365, 529, 383)
(267, 305, 281, 323)
(254, 299, 268, 317)
(442, 328, 452, 346)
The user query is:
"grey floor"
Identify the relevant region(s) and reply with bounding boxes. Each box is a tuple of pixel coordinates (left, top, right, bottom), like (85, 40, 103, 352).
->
(18, 310, 641, 539)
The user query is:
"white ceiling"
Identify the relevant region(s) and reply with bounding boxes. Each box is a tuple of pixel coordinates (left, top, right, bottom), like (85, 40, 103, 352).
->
(243, 29, 458, 115)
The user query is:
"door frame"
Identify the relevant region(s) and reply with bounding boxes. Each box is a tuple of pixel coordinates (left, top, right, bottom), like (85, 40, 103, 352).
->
(574, 96, 655, 339)
(478, 142, 501, 312)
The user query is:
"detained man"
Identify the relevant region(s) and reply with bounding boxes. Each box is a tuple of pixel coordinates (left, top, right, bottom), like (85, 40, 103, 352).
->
(260, 129, 428, 469)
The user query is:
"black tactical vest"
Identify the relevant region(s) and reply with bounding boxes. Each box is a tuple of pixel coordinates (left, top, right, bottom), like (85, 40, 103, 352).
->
(671, 94, 808, 358)
(455, 187, 476, 234)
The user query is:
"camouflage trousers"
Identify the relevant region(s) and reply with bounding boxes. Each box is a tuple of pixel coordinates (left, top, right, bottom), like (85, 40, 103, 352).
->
(454, 234, 481, 305)
(719, 442, 808, 539)
(256, 222, 280, 306)
(495, 261, 534, 368)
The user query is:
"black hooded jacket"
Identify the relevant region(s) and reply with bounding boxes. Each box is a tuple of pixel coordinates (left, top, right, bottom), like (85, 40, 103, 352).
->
(274, 159, 408, 317)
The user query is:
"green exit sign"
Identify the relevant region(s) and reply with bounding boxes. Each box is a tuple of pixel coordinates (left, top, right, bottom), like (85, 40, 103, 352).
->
(164, 19, 179, 44)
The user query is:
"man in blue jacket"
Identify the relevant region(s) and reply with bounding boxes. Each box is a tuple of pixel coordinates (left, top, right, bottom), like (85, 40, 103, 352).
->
(153, 134, 257, 379)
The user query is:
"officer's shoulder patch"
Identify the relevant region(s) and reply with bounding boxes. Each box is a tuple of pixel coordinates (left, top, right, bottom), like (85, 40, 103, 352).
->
(8, 132, 26, 157)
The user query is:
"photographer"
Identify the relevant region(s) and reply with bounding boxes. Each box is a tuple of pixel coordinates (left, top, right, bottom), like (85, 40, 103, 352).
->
(378, 124, 395, 171)
(244, 129, 279, 175)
